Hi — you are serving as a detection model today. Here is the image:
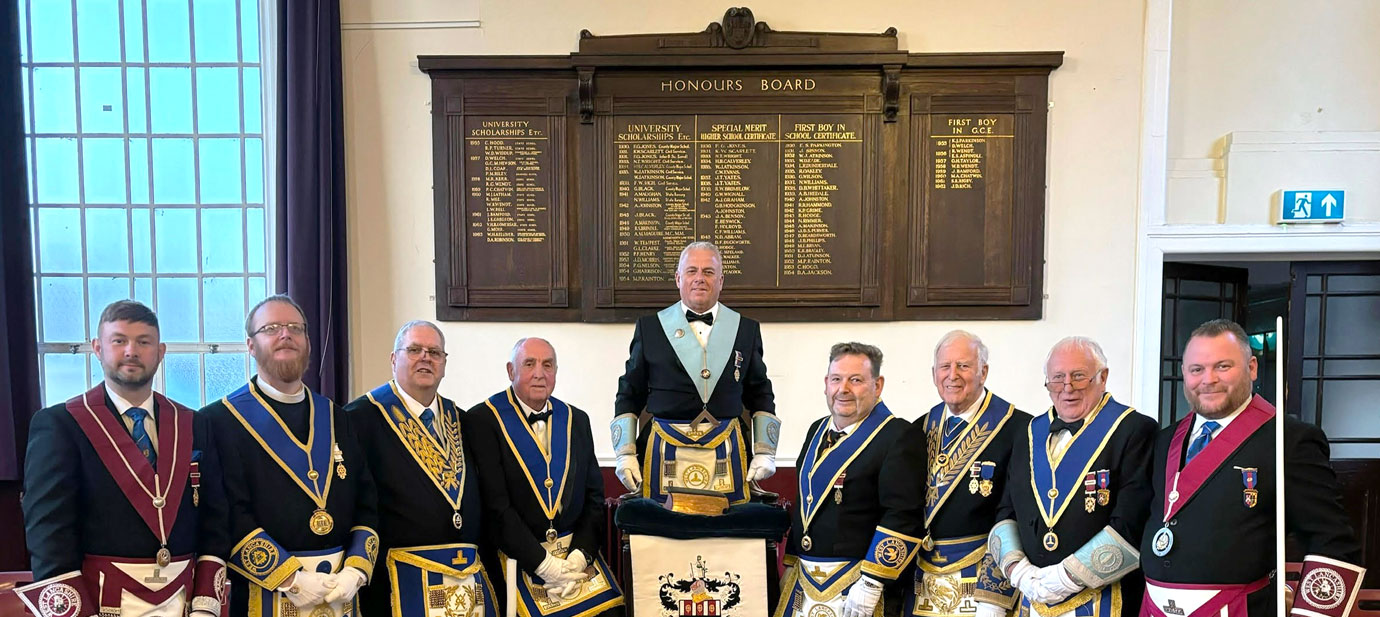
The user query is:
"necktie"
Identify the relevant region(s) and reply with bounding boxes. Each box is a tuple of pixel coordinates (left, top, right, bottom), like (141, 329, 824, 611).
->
(685, 310, 714, 325)
(943, 416, 967, 448)
(1049, 417, 1084, 435)
(419, 408, 444, 445)
(527, 410, 552, 425)
(817, 429, 845, 458)
(1185, 421, 1220, 464)
(127, 407, 156, 468)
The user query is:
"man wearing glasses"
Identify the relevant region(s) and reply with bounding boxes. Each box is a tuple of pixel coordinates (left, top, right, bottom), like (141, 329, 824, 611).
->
(344, 320, 495, 617)
(984, 337, 1156, 617)
(202, 295, 379, 617)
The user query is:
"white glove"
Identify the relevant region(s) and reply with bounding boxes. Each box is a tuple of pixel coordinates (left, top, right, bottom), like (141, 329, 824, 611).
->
(281, 570, 336, 609)
(1034, 563, 1082, 604)
(535, 552, 584, 585)
(323, 567, 367, 604)
(615, 454, 642, 491)
(747, 453, 776, 481)
(975, 601, 1008, 617)
(841, 575, 883, 617)
(190, 611, 218, 617)
(1005, 558, 1048, 605)
(563, 550, 588, 576)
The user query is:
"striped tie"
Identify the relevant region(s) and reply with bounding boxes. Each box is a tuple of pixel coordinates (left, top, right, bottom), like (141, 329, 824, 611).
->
(1185, 421, 1220, 464)
(127, 407, 156, 468)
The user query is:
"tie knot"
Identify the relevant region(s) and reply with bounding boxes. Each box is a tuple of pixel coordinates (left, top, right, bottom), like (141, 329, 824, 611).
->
(127, 407, 148, 422)
(685, 310, 714, 325)
(528, 410, 552, 424)
(420, 408, 435, 424)
(1200, 420, 1220, 436)
(945, 416, 965, 432)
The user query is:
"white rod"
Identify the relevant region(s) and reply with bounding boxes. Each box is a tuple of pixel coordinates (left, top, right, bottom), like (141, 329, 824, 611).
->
(1276, 315, 1286, 617)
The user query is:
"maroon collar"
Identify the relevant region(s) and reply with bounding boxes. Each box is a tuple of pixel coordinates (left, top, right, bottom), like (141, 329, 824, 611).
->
(1162, 394, 1273, 520)
(65, 384, 194, 543)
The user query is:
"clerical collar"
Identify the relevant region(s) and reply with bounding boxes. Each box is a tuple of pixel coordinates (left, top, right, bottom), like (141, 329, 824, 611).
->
(678, 301, 721, 322)
(394, 380, 436, 420)
(1193, 396, 1251, 434)
(944, 388, 987, 423)
(105, 383, 154, 416)
(255, 376, 306, 403)
(515, 393, 550, 418)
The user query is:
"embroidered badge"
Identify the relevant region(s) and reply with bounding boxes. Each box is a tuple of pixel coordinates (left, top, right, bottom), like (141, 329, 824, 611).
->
(36, 584, 81, 617)
(874, 537, 909, 568)
(659, 555, 744, 616)
(241, 538, 279, 577)
(1300, 567, 1346, 610)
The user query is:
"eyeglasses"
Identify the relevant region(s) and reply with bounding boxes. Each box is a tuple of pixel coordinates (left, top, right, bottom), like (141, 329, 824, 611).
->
(1044, 372, 1098, 392)
(399, 345, 448, 361)
(253, 322, 307, 337)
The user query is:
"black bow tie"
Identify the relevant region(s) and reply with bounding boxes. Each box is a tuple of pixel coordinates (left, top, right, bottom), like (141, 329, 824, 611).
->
(685, 310, 714, 325)
(1050, 417, 1084, 435)
(527, 410, 552, 425)
(820, 429, 845, 452)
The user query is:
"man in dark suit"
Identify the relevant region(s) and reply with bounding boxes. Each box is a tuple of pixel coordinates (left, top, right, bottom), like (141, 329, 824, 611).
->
(986, 336, 1156, 617)
(468, 337, 625, 616)
(612, 241, 779, 505)
(905, 330, 1031, 617)
(1140, 319, 1364, 617)
(345, 320, 493, 617)
(19, 300, 229, 617)
(776, 342, 925, 617)
(201, 295, 379, 617)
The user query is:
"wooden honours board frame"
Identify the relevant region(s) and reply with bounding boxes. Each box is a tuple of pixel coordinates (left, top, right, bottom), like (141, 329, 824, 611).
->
(420, 7, 1061, 322)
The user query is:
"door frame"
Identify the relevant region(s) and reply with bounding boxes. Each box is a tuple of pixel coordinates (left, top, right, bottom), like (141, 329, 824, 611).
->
(1130, 224, 1380, 414)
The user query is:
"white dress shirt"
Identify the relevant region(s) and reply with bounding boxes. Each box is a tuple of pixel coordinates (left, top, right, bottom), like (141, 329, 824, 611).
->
(517, 395, 553, 451)
(679, 301, 721, 346)
(1191, 396, 1251, 439)
(397, 381, 445, 450)
(107, 384, 158, 452)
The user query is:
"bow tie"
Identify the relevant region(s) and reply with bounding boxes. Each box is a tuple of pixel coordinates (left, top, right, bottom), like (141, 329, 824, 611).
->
(526, 410, 552, 425)
(1049, 417, 1084, 435)
(685, 310, 714, 325)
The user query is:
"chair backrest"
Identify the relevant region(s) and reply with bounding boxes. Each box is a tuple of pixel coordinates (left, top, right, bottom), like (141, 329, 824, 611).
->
(0, 571, 35, 617)
(1353, 588, 1380, 617)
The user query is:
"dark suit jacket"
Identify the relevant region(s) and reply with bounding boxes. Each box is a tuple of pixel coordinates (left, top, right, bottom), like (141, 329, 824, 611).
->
(614, 311, 775, 423)
(24, 390, 230, 579)
(914, 400, 1032, 541)
(465, 395, 605, 575)
(345, 391, 484, 617)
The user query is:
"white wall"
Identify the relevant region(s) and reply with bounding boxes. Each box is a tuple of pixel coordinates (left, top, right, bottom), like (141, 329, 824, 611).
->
(340, 0, 1148, 460)
(1166, 0, 1380, 225)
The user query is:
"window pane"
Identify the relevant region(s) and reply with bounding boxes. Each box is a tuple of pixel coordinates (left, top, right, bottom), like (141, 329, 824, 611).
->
(78, 68, 126, 134)
(1303, 296, 1321, 356)
(249, 276, 266, 305)
(241, 0, 261, 62)
(151, 138, 195, 203)
(123, 0, 146, 63)
(156, 278, 200, 342)
(87, 277, 132, 334)
(192, 0, 239, 62)
(41, 277, 86, 341)
(203, 278, 246, 341)
(243, 68, 261, 133)
(1322, 359, 1380, 377)
(154, 208, 198, 273)
(245, 137, 263, 203)
(205, 352, 246, 402)
(162, 353, 201, 406)
(29, 1, 75, 63)
(196, 68, 241, 134)
(32, 68, 77, 134)
(146, 0, 191, 63)
(129, 138, 151, 203)
(1326, 275, 1380, 293)
(126, 69, 148, 133)
(17, 0, 27, 63)
(198, 138, 242, 203)
(131, 208, 152, 273)
(1323, 296, 1380, 355)
(201, 209, 244, 272)
(76, 0, 122, 62)
(35, 139, 80, 203)
(44, 354, 88, 404)
(134, 277, 154, 305)
(149, 68, 193, 134)
(1179, 280, 1220, 298)
(81, 138, 127, 204)
(88, 353, 104, 387)
(38, 208, 84, 273)
(1319, 380, 1380, 439)
(85, 208, 131, 273)
(247, 208, 265, 272)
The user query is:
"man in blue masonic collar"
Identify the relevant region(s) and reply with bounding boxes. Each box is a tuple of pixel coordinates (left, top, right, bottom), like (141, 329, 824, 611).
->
(777, 342, 925, 617)
(984, 336, 1156, 617)
(612, 241, 780, 506)
(344, 320, 494, 617)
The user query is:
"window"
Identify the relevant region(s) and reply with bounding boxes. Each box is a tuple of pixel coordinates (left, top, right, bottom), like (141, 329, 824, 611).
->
(20, 0, 272, 407)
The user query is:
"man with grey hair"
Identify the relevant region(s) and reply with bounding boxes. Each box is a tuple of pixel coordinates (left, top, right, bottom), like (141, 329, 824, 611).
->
(983, 336, 1156, 617)
(343, 320, 495, 617)
(613, 240, 780, 505)
(203, 294, 379, 617)
(902, 330, 1031, 617)
(468, 337, 624, 615)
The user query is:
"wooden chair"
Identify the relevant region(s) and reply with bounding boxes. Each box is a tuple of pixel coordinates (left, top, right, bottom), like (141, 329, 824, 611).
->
(0, 571, 34, 617)
(1353, 588, 1380, 617)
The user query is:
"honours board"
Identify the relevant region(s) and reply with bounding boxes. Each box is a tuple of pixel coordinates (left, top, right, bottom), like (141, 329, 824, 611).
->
(421, 8, 1061, 321)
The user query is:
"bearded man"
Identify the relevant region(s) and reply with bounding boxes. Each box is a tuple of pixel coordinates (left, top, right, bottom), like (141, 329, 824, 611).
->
(202, 295, 379, 617)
